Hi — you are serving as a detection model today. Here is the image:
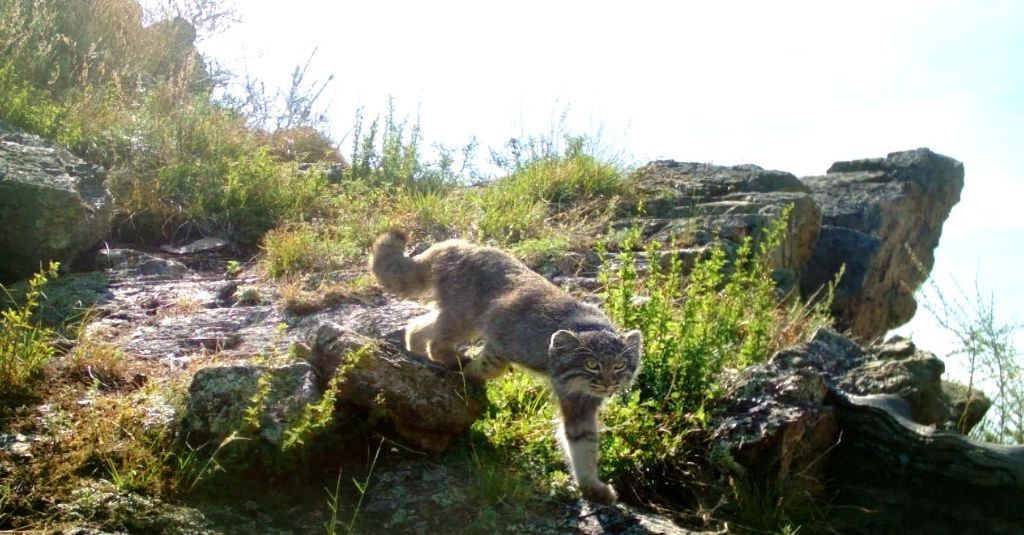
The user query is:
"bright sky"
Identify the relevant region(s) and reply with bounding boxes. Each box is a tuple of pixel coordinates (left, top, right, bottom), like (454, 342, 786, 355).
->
(193, 0, 1023, 366)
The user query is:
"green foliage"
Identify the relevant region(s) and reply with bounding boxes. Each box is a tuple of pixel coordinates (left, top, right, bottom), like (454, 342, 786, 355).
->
(0, 262, 60, 394)
(346, 101, 468, 193)
(282, 345, 369, 452)
(473, 373, 563, 478)
(0, 63, 78, 142)
(0, 0, 338, 247)
(254, 107, 623, 279)
(0, 0, 214, 99)
(597, 207, 832, 483)
(112, 96, 333, 245)
(261, 224, 339, 279)
(726, 475, 822, 535)
(495, 135, 625, 204)
(473, 136, 627, 244)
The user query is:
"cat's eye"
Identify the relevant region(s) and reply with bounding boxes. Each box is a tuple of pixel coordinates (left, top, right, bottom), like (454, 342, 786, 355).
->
(585, 359, 600, 371)
(612, 360, 627, 371)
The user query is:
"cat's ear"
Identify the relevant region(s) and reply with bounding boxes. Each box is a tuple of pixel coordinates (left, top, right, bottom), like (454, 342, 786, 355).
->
(549, 330, 580, 354)
(623, 330, 643, 359)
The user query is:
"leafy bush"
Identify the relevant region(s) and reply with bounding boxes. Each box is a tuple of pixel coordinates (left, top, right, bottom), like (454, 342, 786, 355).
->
(0, 262, 60, 394)
(260, 223, 347, 279)
(266, 126, 345, 164)
(597, 208, 832, 483)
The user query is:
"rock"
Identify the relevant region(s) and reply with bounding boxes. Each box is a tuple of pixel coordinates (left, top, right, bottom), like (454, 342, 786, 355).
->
(2, 271, 111, 327)
(711, 328, 1022, 534)
(0, 433, 36, 459)
(769, 331, 988, 432)
(0, 121, 113, 283)
(303, 323, 486, 453)
(632, 161, 821, 275)
(159, 237, 231, 255)
(364, 458, 710, 534)
(56, 481, 215, 534)
(943, 380, 992, 433)
(713, 363, 838, 497)
(182, 362, 321, 446)
(799, 148, 965, 339)
(837, 339, 951, 428)
(630, 149, 963, 340)
(828, 389, 1024, 535)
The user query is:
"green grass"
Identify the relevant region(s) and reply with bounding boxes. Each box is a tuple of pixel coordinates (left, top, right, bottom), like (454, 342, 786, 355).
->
(254, 115, 628, 278)
(0, 262, 60, 395)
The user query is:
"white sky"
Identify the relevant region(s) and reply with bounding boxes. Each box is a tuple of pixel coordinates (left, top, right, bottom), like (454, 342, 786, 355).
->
(192, 0, 1023, 365)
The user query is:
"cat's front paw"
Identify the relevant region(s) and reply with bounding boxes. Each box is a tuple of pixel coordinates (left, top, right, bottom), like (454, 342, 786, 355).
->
(582, 482, 618, 505)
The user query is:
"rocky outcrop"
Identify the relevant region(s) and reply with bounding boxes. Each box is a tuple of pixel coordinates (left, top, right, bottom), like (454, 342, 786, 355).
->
(629, 161, 821, 281)
(800, 148, 965, 339)
(711, 329, 1021, 534)
(625, 149, 963, 341)
(0, 121, 113, 283)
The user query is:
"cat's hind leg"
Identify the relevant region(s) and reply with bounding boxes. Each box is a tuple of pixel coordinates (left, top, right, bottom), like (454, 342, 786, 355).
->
(462, 343, 510, 382)
(407, 311, 465, 369)
(420, 311, 475, 368)
(405, 310, 438, 357)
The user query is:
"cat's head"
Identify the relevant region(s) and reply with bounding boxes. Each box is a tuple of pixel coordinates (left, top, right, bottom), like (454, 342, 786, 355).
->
(548, 329, 643, 398)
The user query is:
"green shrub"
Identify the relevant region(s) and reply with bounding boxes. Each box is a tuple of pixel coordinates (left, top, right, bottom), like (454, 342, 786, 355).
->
(0, 262, 60, 394)
(346, 101, 462, 193)
(471, 136, 626, 245)
(500, 136, 625, 204)
(597, 207, 833, 483)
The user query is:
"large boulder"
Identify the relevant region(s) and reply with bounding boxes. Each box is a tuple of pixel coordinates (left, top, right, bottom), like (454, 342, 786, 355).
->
(710, 328, 1022, 534)
(626, 149, 963, 341)
(0, 121, 113, 283)
(799, 148, 964, 340)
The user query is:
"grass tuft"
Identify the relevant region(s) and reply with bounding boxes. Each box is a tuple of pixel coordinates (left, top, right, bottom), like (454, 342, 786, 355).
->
(0, 262, 60, 395)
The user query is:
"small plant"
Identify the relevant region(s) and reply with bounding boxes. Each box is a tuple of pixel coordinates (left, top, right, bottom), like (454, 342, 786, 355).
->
(225, 260, 243, 277)
(0, 262, 60, 394)
(324, 438, 384, 535)
(919, 273, 1023, 444)
(282, 344, 369, 452)
(324, 468, 345, 535)
(261, 223, 343, 279)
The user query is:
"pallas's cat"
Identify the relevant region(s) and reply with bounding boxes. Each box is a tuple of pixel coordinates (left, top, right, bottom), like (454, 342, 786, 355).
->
(370, 230, 642, 504)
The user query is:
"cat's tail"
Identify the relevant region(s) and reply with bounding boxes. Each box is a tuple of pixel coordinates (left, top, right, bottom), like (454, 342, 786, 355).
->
(369, 229, 431, 298)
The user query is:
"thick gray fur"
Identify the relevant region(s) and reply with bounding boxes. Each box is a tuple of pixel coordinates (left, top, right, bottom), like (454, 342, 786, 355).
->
(370, 230, 643, 504)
